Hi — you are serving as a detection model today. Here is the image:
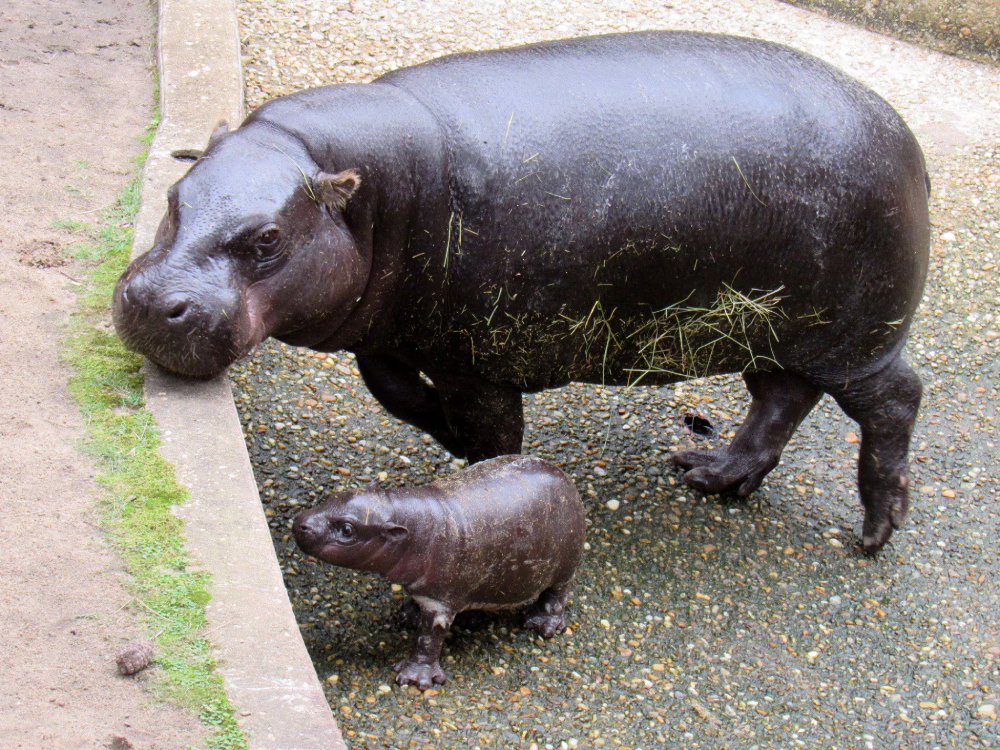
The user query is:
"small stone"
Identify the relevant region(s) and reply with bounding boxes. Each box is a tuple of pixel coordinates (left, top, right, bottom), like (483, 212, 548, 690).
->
(845, 431, 859, 443)
(115, 638, 154, 676)
(942, 488, 957, 498)
(828, 538, 843, 548)
(606, 499, 620, 511)
(977, 704, 997, 720)
(390, 583, 403, 593)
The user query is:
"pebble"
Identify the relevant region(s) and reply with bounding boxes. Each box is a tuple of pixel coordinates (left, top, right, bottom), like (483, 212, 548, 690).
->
(605, 499, 620, 511)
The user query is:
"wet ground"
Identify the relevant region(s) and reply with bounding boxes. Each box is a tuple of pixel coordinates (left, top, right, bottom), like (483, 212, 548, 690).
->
(231, 1, 1000, 747)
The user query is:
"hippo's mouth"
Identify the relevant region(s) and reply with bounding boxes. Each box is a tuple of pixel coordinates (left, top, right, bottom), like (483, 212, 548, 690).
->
(120, 326, 250, 379)
(113, 287, 262, 380)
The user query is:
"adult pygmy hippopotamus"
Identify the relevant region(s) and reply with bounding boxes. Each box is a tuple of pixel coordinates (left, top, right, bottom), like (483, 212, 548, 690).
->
(293, 455, 586, 688)
(114, 31, 930, 553)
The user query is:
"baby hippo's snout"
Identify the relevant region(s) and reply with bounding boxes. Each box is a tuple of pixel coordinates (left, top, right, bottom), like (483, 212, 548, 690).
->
(292, 507, 328, 555)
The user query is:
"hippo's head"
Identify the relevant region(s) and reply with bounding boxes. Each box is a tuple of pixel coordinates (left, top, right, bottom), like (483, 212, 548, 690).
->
(293, 485, 408, 571)
(113, 122, 368, 378)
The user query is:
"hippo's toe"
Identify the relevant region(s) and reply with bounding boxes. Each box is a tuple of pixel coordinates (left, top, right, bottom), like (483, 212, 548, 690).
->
(393, 658, 447, 689)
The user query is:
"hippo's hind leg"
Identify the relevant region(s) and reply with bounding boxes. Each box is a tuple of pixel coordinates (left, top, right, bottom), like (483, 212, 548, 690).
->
(522, 585, 570, 638)
(673, 370, 822, 496)
(394, 598, 455, 690)
(828, 356, 922, 554)
(432, 373, 524, 464)
(356, 355, 466, 458)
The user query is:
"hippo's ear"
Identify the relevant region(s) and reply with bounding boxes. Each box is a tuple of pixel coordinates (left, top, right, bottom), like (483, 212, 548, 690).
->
(381, 523, 408, 543)
(207, 120, 230, 151)
(314, 169, 361, 212)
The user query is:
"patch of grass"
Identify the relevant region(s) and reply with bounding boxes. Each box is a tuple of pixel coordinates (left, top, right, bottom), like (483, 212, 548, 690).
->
(52, 217, 90, 233)
(63, 113, 247, 749)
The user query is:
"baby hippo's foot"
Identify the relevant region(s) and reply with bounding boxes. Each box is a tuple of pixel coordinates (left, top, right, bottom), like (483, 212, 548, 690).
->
(522, 609, 567, 638)
(671, 447, 775, 497)
(522, 587, 569, 638)
(393, 658, 446, 689)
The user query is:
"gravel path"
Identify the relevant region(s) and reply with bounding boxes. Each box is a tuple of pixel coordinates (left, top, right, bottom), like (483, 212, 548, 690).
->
(233, 1, 1000, 748)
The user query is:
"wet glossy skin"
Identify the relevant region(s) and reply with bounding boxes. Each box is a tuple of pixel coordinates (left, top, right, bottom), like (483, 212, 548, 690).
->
(294, 456, 586, 688)
(114, 31, 929, 552)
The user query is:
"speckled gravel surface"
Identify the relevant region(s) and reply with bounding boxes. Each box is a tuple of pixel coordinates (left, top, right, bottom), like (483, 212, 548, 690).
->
(231, 1, 1000, 747)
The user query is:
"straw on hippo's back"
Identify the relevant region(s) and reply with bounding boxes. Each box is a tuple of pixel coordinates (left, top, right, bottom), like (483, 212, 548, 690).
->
(293, 455, 586, 688)
(113, 31, 929, 553)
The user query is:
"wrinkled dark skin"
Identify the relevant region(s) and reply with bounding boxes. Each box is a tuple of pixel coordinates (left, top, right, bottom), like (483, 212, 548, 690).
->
(114, 32, 929, 553)
(293, 456, 586, 688)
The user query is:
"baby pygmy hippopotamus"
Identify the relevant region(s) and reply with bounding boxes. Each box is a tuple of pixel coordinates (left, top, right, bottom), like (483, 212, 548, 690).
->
(293, 455, 586, 689)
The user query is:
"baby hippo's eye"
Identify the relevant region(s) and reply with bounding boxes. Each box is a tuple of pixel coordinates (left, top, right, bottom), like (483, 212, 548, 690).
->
(254, 224, 282, 259)
(335, 522, 356, 543)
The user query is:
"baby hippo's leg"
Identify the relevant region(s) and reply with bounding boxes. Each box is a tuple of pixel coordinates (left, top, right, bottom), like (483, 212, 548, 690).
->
(522, 585, 570, 638)
(397, 598, 421, 630)
(393, 598, 455, 690)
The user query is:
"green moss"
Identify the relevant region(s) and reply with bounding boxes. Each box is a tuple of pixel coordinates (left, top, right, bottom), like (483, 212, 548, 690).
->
(63, 113, 247, 749)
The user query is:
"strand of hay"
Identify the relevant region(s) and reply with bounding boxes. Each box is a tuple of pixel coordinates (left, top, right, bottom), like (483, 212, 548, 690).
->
(625, 284, 786, 385)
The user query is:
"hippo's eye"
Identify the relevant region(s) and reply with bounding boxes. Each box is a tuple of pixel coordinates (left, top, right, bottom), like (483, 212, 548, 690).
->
(336, 522, 356, 543)
(253, 224, 282, 259)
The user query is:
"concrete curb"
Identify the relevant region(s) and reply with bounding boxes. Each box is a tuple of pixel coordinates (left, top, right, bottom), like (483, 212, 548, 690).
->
(133, 0, 345, 747)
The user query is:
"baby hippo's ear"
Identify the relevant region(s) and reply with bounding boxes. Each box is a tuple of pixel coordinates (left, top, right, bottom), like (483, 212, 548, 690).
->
(314, 169, 361, 212)
(381, 523, 408, 543)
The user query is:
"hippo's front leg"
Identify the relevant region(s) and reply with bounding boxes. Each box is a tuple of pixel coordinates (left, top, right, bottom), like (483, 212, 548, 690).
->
(356, 355, 467, 457)
(432, 373, 524, 464)
(394, 599, 456, 689)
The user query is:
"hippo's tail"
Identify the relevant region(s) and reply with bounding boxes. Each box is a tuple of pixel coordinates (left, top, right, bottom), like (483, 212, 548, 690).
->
(924, 171, 931, 196)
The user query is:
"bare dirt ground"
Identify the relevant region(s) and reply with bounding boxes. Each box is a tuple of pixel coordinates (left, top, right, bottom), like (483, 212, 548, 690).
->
(0, 1, 204, 747)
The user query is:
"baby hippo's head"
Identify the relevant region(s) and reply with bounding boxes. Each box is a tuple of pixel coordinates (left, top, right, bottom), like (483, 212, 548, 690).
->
(293, 485, 408, 571)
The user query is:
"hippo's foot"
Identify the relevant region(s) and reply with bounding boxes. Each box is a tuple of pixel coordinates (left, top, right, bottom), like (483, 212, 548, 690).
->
(673, 370, 823, 497)
(522, 587, 569, 638)
(671, 447, 775, 497)
(827, 357, 922, 555)
(393, 658, 447, 689)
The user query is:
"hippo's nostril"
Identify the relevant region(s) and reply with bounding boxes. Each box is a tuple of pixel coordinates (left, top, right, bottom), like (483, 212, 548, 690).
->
(165, 300, 190, 322)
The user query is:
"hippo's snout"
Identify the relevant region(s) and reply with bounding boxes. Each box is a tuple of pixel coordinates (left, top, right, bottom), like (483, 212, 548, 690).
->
(113, 255, 251, 379)
(293, 509, 330, 555)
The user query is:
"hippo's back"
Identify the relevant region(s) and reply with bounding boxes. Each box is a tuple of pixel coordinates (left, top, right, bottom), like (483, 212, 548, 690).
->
(371, 31, 929, 388)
